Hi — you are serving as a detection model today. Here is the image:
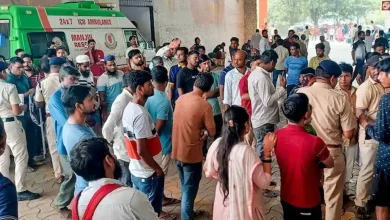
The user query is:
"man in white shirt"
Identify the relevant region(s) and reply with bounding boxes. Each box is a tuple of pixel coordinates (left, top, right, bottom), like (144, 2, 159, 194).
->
(272, 39, 289, 87)
(102, 73, 133, 187)
(259, 29, 271, 54)
(365, 29, 377, 52)
(126, 36, 145, 70)
(149, 39, 180, 71)
(223, 50, 250, 110)
(224, 37, 239, 67)
(251, 29, 261, 50)
(122, 71, 175, 220)
(70, 137, 159, 220)
(303, 26, 311, 46)
(248, 50, 286, 158)
(320, 36, 331, 57)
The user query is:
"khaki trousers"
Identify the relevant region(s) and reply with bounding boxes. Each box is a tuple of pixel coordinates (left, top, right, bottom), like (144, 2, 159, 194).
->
(162, 153, 171, 176)
(323, 147, 345, 220)
(343, 143, 357, 192)
(46, 117, 62, 178)
(355, 141, 378, 207)
(0, 119, 28, 192)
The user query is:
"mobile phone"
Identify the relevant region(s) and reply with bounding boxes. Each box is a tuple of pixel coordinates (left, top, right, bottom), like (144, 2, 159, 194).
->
(281, 71, 287, 78)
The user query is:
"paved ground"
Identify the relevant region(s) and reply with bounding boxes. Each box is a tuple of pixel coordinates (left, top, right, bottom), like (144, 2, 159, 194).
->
(14, 154, 365, 220)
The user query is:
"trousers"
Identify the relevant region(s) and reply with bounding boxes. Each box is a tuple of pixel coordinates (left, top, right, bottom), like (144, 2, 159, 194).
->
(46, 117, 62, 178)
(323, 148, 345, 220)
(355, 141, 378, 207)
(0, 119, 28, 192)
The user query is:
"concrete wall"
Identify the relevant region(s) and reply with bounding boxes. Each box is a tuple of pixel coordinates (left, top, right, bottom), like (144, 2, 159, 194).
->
(120, 6, 152, 41)
(153, 0, 247, 53)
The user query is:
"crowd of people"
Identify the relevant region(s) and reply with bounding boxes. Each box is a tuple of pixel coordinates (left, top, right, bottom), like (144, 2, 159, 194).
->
(0, 26, 389, 220)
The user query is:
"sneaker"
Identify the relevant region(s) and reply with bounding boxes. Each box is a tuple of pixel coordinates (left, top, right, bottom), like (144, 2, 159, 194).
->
(355, 206, 370, 219)
(17, 190, 41, 201)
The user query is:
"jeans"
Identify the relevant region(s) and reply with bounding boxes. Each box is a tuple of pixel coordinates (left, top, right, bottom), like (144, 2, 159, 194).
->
(253, 123, 275, 158)
(272, 70, 283, 88)
(20, 114, 43, 166)
(55, 155, 76, 209)
(176, 161, 202, 220)
(118, 160, 132, 187)
(131, 173, 164, 215)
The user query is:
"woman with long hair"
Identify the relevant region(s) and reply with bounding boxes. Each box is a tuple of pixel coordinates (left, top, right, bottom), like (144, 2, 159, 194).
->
(204, 105, 275, 220)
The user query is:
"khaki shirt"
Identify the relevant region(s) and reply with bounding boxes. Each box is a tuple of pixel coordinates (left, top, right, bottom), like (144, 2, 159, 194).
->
(335, 85, 358, 146)
(356, 77, 385, 142)
(34, 73, 61, 113)
(0, 79, 21, 118)
(298, 82, 356, 145)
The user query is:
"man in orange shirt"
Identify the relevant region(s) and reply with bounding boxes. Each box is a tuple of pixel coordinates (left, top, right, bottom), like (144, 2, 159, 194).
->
(172, 73, 216, 220)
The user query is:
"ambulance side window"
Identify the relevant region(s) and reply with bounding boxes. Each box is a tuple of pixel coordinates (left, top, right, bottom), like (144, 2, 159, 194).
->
(0, 20, 10, 60)
(27, 32, 70, 59)
(123, 30, 146, 49)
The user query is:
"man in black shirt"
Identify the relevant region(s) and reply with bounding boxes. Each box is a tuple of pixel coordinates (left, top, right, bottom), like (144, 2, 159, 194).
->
(176, 50, 199, 96)
(375, 30, 389, 53)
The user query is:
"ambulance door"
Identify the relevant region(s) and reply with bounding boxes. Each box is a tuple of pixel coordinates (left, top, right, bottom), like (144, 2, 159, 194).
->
(123, 29, 155, 63)
(0, 19, 10, 60)
(27, 31, 70, 60)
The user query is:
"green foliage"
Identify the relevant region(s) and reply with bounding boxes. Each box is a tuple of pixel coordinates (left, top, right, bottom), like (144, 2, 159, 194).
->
(268, 0, 381, 26)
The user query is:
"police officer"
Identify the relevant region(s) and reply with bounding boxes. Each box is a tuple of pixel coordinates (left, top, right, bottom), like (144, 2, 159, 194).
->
(298, 60, 356, 220)
(0, 61, 41, 201)
(34, 57, 66, 184)
(354, 55, 385, 218)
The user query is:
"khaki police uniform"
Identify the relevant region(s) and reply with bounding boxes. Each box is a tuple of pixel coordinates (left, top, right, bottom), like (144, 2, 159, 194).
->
(335, 84, 358, 192)
(298, 82, 356, 220)
(34, 72, 62, 178)
(0, 79, 28, 192)
(355, 76, 385, 207)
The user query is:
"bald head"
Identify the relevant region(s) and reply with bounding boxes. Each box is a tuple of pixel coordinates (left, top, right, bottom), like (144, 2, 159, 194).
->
(233, 50, 247, 68)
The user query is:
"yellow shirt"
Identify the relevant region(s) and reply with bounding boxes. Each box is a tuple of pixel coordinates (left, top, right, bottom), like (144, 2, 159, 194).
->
(308, 56, 329, 69)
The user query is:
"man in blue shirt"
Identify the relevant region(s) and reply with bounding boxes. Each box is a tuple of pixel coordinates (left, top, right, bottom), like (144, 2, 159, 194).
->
(0, 121, 18, 219)
(168, 47, 188, 108)
(146, 66, 180, 206)
(284, 43, 308, 95)
(62, 85, 97, 195)
(6, 57, 39, 170)
(48, 66, 80, 218)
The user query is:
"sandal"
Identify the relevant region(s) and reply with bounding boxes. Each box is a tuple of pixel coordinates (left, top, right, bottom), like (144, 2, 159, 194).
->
(162, 198, 181, 206)
(263, 189, 279, 198)
(193, 209, 207, 219)
(159, 212, 176, 220)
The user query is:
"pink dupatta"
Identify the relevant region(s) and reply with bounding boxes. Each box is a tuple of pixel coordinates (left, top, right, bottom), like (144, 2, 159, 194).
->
(204, 138, 271, 220)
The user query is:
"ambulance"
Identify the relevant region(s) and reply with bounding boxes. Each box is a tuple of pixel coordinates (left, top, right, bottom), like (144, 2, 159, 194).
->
(0, 1, 156, 71)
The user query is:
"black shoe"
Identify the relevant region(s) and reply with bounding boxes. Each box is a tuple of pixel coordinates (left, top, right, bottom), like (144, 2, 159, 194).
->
(18, 190, 41, 201)
(355, 206, 370, 219)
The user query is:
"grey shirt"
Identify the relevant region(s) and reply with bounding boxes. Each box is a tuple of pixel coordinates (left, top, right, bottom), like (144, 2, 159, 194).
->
(248, 67, 286, 128)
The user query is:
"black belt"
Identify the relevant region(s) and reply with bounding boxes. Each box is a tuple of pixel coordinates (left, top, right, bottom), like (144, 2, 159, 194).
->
(1, 117, 15, 122)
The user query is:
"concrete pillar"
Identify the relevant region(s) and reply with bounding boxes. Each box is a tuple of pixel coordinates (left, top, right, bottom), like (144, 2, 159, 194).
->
(244, 0, 257, 41)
